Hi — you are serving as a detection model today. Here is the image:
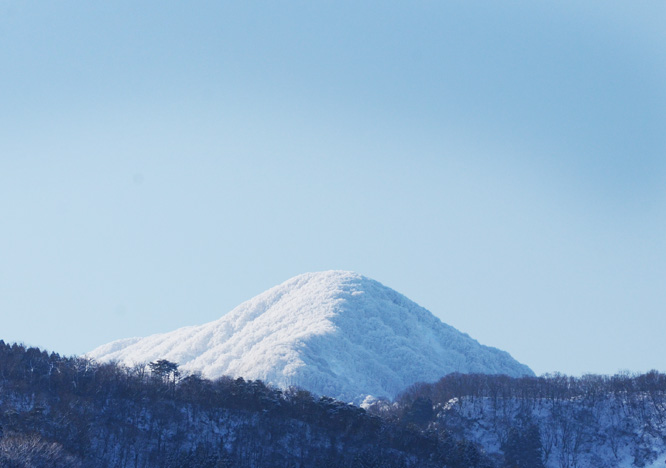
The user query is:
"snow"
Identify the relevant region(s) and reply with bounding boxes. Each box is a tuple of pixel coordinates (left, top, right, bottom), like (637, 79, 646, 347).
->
(439, 392, 666, 468)
(88, 271, 533, 403)
(645, 456, 666, 468)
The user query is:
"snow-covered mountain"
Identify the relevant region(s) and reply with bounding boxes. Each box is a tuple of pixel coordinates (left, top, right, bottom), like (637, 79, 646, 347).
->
(89, 271, 533, 402)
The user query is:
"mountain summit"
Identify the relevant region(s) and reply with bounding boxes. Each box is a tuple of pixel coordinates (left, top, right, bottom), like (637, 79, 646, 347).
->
(89, 271, 533, 402)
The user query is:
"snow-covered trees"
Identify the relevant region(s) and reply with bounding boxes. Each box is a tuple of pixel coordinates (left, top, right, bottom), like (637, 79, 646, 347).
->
(0, 434, 83, 468)
(394, 371, 666, 468)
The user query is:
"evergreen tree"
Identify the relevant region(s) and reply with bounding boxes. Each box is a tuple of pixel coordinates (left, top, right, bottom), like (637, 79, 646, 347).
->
(522, 424, 545, 468)
(149, 359, 180, 385)
(503, 427, 522, 468)
(502, 424, 545, 468)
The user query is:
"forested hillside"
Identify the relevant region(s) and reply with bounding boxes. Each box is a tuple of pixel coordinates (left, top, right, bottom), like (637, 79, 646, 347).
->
(390, 372, 666, 467)
(0, 341, 489, 468)
(2, 340, 665, 468)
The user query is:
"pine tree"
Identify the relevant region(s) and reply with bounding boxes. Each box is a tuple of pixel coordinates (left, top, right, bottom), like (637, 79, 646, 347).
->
(502, 424, 544, 468)
(521, 424, 545, 468)
(503, 427, 522, 468)
(149, 359, 180, 385)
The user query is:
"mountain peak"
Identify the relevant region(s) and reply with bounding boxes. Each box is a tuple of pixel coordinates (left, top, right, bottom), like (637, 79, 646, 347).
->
(89, 271, 533, 402)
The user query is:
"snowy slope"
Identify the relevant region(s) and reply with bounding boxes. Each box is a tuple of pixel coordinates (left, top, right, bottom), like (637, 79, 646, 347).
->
(88, 271, 533, 402)
(437, 393, 666, 468)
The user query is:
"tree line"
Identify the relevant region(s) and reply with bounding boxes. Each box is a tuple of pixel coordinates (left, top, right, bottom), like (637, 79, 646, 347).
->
(0, 340, 492, 468)
(3, 339, 664, 468)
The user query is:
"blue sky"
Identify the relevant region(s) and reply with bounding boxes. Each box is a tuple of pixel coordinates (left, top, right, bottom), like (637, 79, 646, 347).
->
(1, 1, 665, 376)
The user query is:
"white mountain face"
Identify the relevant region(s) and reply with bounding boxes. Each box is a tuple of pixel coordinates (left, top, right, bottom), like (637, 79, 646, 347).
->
(88, 271, 533, 403)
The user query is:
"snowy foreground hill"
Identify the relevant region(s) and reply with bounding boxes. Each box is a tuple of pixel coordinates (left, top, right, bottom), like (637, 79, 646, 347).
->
(89, 271, 533, 402)
(394, 372, 666, 468)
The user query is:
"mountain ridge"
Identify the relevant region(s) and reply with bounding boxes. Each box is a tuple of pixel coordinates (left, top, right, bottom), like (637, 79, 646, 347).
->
(89, 271, 533, 402)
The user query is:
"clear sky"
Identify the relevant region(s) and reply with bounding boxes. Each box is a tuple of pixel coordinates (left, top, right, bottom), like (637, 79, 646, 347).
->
(1, 1, 665, 376)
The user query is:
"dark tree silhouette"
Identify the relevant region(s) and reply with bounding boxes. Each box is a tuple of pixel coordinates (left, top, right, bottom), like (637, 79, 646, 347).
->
(149, 359, 180, 386)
